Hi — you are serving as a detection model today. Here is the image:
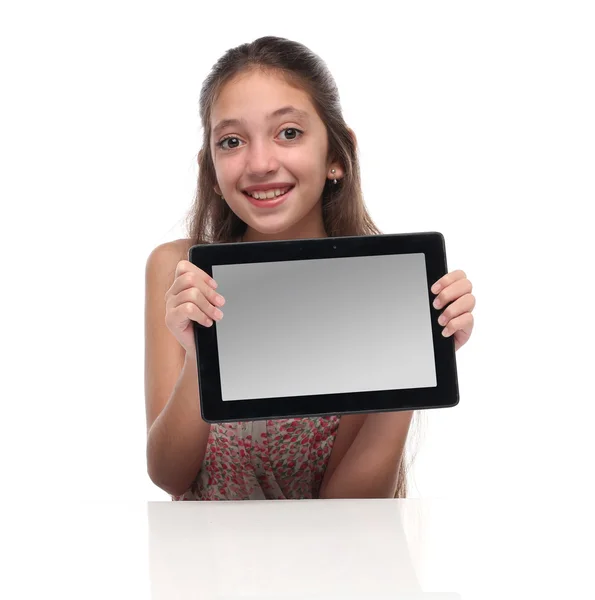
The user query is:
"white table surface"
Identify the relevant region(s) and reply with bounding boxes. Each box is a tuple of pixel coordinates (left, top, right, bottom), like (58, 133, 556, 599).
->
(3, 497, 592, 598)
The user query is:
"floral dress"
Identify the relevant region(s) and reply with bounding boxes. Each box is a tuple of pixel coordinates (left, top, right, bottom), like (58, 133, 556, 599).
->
(172, 415, 340, 500)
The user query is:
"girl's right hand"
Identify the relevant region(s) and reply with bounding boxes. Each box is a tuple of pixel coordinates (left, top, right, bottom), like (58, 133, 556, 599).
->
(164, 260, 225, 358)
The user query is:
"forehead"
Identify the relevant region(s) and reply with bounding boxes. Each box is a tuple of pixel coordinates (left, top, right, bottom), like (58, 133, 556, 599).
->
(211, 70, 317, 133)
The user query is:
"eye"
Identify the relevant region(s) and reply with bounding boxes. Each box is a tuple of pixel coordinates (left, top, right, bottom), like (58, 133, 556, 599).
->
(217, 136, 243, 150)
(278, 127, 303, 141)
(216, 127, 304, 151)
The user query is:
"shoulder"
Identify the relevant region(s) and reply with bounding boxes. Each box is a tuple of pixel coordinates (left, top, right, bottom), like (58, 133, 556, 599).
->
(146, 238, 193, 272)
(147, 238, 194, 262)
(146, 238, 193, 264)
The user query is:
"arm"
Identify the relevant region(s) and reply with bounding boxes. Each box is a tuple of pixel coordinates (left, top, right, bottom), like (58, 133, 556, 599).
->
(144, 241, 212, 497)
(319, 410, 414, 499)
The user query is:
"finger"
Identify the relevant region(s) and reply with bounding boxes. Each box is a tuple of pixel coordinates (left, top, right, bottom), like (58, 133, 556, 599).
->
(437, 293, 476, 327)
(442, 312, 474, 338)
(170, 287, 224, 322)
(173, 302, 214, 328)
(432, 277, 473, 310)
(431, 270, 467, 295)
(165, 297, 214, 329)
(179, 279, 225, 309)
(182, 262, 218, 290)
(167, 275, 224, 312)
(170, 263, 218, 297)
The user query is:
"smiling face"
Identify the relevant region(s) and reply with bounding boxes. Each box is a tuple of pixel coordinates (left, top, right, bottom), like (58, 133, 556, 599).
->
(209, 69, 343, 241)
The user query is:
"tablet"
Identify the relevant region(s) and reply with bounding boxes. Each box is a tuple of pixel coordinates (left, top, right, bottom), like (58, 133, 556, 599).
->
(189, 232, 459, 423)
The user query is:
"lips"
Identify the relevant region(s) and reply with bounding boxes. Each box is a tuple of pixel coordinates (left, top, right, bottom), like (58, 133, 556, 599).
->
(242, 183, 295, 195)
(243, 186, 294, 208)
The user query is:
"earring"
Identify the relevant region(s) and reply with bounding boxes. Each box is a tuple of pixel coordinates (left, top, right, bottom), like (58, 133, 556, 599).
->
(331, 168, 337, 184)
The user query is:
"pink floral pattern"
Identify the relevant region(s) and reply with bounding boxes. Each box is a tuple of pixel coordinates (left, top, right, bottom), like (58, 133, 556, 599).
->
(172, 415, 340, 501)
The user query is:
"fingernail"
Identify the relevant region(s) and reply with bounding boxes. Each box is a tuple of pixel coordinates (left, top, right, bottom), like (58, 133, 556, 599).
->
(214, 309, 223, 320)
(438, 315, 447, 326)
(442, 328, 449, 337)
(216, 295, 225, 306)
(431, 283, 441, 294)
(433, 298, 441, 309)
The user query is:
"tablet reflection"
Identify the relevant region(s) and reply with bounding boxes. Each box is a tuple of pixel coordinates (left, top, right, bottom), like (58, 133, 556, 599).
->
(147, 499, 459, 599)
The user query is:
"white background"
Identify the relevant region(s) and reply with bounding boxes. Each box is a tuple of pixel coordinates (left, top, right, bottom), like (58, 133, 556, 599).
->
(1, 0, 593, 512)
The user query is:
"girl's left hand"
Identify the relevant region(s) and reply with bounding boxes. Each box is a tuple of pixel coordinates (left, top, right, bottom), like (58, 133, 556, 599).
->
(430, 270, 475, 352)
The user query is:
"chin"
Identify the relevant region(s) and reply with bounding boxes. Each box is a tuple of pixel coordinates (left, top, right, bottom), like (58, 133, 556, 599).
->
(245, 219, 297, 236)
(232, 196, 323, 239)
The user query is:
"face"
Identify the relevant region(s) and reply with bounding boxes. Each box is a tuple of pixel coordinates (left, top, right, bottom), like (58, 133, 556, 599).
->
(209, 69, 343, 241)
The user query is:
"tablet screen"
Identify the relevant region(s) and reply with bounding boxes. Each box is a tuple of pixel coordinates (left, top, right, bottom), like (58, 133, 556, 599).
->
(212, 252, 437, 401)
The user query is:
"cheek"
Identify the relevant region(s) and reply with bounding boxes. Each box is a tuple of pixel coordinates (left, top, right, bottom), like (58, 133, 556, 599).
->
(294, 154, 327, 185)
(214, 158, 242, 188)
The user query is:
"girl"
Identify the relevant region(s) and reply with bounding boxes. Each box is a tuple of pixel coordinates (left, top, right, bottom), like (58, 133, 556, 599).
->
(144, 36, 475, 501)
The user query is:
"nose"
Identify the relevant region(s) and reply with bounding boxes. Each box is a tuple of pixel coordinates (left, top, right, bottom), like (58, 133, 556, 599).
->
(245, 138, 279, 176)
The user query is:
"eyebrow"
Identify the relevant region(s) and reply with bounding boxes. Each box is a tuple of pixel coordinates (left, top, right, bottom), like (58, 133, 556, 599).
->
(212, 105, 310, 137)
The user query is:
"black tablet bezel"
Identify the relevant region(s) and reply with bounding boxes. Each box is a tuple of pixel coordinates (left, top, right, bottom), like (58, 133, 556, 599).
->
(189, 232, 459, 423)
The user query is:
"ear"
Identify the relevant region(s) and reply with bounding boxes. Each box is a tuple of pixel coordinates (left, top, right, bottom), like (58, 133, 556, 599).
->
(327, 127, 357, 180)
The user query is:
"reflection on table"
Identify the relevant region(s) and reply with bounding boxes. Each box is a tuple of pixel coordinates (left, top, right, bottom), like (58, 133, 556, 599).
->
(148, 498, 459, 599)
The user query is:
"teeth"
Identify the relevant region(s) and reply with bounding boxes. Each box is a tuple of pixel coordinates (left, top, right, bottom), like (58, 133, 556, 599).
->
(248, 187, 289, 199)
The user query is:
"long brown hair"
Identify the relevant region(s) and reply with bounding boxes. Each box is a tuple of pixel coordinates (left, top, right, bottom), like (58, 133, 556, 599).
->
(185, 36, 417, 498)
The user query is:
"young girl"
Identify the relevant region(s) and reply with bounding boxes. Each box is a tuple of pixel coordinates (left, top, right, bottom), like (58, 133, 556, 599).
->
(144, 36, 475, 501)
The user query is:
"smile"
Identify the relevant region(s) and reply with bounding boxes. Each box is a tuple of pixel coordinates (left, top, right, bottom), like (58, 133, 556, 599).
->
(243, 186, 294, 208)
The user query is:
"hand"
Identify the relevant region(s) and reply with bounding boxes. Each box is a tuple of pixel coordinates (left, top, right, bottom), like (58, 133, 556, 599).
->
(430, 270, 475, 352)
(164, 260, 226, 358)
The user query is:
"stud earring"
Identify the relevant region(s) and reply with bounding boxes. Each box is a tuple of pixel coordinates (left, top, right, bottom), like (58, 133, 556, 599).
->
(331, 168, 337, 184)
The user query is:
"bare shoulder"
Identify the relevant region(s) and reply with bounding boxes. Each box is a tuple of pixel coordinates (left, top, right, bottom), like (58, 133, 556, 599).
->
(170, 237, 194, 255)
(147, 238, 193, 263)
(145, 238, 194, 279)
